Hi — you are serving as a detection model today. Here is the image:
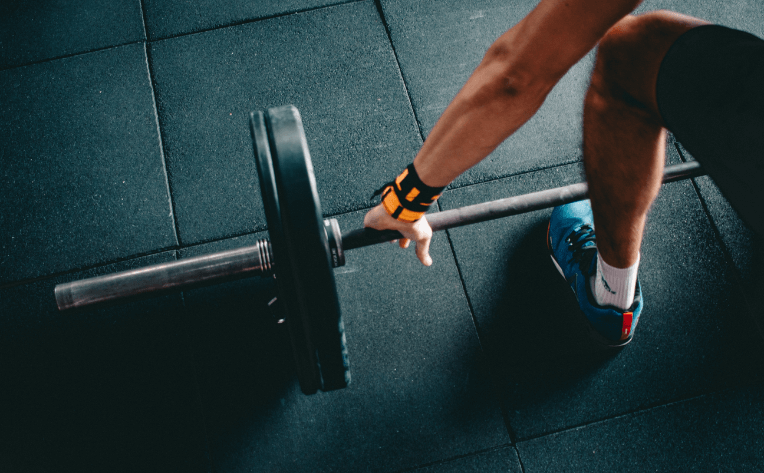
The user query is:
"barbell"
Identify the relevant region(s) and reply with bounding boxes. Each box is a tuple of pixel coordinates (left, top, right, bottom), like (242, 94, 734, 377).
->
(54, 105, 705, 395)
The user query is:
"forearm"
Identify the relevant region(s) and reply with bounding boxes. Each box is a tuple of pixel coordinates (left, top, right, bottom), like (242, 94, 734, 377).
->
(413, 0, 644, 187)
(413, 53, 552, 187)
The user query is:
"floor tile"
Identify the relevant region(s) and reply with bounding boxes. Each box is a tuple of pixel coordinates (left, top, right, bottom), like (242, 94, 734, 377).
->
(676, 143, 764, 344)
(0, 253, 210, 473)
(3, 0, 763, 470)
(692, 175, 758, 283)
(150, 1, 421, 245)
(440, 161, 764, 440)
(380, 0, 589, 187)
(0, 0, 144, 69)
(0, 43, 177, 285)
(182, 210, 509, 473)
(144, 0, 352, 40)
(410, 446, 522, 473)
(692, 174, 764, 339)
(516, 384, 764, 472)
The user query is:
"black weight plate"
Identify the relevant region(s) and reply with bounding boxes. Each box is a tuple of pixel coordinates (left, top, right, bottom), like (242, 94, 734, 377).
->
(250, 110, 321, 395)
(265, 105, 350, 392)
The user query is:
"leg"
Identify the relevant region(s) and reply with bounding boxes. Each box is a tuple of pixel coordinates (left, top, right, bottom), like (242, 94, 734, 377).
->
(584, 11, 709, 269)
(548, 11, 711, 346)
(551, 11, 764, 344)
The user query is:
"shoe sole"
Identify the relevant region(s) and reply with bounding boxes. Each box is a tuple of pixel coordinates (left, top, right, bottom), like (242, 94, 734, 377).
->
(546, 222, 632, 349)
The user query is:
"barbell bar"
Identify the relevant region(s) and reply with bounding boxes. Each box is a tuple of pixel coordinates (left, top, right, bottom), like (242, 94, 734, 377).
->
(53, 160, 703, 309)
(54, 105, 705, 394)
(54, 156, 704, 311)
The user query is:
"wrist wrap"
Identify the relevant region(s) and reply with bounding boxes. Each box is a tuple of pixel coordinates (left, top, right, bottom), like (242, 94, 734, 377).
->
(371, 164, 445, 222)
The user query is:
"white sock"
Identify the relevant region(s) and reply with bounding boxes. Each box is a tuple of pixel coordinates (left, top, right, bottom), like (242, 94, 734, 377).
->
(590, 252, 639, 311)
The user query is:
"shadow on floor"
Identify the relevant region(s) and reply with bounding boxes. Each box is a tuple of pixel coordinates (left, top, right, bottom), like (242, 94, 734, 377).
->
(184, 276, 296, 446)
(473, 219, 630, 410)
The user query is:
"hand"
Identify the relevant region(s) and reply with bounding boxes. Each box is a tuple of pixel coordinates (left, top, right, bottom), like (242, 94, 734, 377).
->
(363, 204, 433, 266)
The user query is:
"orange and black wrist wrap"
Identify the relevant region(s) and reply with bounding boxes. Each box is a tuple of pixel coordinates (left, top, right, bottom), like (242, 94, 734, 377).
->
(371, 164, 445, 222)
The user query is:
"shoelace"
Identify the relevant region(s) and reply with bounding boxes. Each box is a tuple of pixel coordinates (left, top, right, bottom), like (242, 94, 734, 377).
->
(566, 224, 598, 277)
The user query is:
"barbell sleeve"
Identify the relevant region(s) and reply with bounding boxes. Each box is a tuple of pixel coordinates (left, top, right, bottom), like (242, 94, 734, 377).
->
(55, 239, 274, 311)
(341, 161, 704, 250)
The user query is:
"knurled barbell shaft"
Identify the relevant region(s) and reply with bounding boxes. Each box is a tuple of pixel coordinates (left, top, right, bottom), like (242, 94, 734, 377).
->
(342, 160, 704, 250)
(55, 161, 703, 311)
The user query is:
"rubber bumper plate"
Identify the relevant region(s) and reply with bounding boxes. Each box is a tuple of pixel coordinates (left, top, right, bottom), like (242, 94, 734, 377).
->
(250, 105, 350, 394)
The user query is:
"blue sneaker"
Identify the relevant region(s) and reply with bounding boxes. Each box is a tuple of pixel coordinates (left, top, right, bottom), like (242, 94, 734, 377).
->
(547, 200, 643, 347)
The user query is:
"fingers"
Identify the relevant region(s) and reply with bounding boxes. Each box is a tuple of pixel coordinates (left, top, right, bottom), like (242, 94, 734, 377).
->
(397, 235, 432, 266)
(415, 235, 432, 266)
(363, 204, 434, 266)
(411, 217, 433, 266)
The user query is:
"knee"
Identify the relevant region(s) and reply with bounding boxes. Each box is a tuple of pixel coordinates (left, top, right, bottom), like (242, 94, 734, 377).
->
(595, 10, 708, 77)
(596, 13, 665, 78)
(589, 11, 706, 116)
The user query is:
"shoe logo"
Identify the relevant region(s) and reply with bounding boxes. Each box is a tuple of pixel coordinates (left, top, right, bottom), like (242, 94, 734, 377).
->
(621, 312, 634, 341)
(600, 275, 617, 295)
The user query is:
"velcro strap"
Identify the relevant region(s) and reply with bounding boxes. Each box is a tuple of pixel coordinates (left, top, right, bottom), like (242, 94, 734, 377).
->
(371, 164, 445, 222)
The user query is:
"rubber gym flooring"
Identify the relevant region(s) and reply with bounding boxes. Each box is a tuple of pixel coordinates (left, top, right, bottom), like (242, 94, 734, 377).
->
(1, 1, 763, 471)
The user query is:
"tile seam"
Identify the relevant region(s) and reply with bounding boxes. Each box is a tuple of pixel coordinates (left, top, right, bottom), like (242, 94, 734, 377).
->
(137, 0, 149, 41)
(513, 382, 764, 444)
(514, 445, 528, 473)
(372, 0, 427, 143)
(443, 159, 584, 193)
(144, 0, 366, 42)
(676, 143, 764, 342)
(0, 40, 146, 73)
(440, 201, 519, 443)
(139, 3, 215, 473)
(0, 226, 276, 290)
(391, 444, 513, 473)
(142, 41, 182, 246)
(0, 246, 178, 290)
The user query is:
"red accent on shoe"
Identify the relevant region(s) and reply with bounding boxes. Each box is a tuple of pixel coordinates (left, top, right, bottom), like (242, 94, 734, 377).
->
(621, 312, 633, 340)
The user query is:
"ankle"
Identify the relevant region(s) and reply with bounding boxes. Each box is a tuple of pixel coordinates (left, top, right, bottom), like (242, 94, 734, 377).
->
(590, 252, 639, 311)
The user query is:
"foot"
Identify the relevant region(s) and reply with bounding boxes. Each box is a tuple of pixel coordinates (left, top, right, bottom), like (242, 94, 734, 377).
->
(547, 200, 643, 347)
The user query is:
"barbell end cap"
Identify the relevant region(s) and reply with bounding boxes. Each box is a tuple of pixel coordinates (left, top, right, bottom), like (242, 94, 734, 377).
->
(54, 283, 75, 311)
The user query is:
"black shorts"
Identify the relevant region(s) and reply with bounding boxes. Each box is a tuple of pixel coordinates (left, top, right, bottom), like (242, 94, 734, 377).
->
(656, 25, 764, 237)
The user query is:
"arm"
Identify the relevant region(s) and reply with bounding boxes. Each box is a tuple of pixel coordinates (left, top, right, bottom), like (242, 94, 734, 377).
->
(365, 0, 644, 265)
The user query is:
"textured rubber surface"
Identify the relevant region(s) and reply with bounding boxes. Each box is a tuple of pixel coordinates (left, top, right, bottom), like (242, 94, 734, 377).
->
(251, 110, 321, 394)
(252, 105, 350, 393)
